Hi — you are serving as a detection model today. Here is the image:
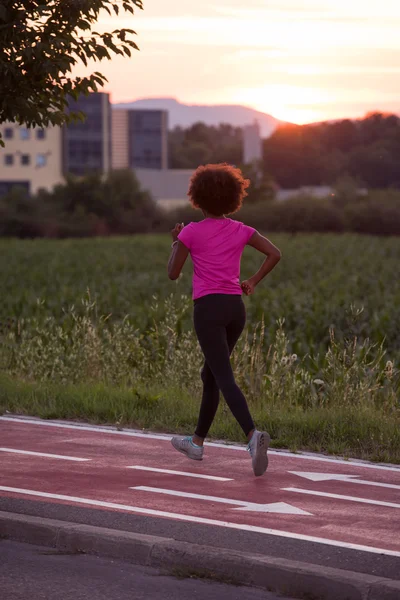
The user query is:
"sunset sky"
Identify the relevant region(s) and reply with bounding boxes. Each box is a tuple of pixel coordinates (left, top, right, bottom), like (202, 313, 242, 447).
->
(79, 0, 400, 124)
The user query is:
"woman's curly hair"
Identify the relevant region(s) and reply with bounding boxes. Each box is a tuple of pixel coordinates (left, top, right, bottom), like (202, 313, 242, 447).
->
(188, 163, 250, 216)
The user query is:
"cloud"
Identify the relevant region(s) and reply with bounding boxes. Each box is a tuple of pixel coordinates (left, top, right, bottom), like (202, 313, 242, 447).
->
(93, 1, 400, 122)
(212, 5, 337, 21)
(211, 0, 400, 20)
(107, 13, 400, 53)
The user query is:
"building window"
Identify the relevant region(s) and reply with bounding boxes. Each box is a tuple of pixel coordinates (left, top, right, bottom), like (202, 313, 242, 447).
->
(36, 154, 47, 167)
(4, 128, 13, 139)
(20, 128, 30, 140)
(36, 128, 46, 140)
(5, 154, 14, 166)
(0, 181, 30, 198)
(21, 154, 30, 166)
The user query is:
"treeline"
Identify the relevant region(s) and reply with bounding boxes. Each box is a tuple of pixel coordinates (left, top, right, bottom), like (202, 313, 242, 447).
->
(169, 113, 400, 191)
(1, 170, 399, 237)
(170, 189, 400, 237)
(264, 112, 400, 189)
(169, 123, 243, 169)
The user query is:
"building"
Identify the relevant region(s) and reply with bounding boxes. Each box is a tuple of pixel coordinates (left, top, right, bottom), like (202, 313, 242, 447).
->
(112, 109, 129, 169)
(134, 172, 341, 211)
(63, 92, 112, 176)
(0, 122, 63, 196)
(0, 92, 112, 197)
(135, 167, 192, 210)
(243, 121, 262, 164)
(129, 109, 168, 169)
(112, 109, 168, 171)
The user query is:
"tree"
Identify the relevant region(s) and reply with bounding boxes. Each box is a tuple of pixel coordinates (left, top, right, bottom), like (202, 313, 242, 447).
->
(169, 123, 243, 169)
(263, 113, 400, 189)
(241, 161, 276, 203)
(0, 0, 143, 146)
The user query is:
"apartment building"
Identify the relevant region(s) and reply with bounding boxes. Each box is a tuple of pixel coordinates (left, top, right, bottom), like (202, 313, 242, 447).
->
(112, 109, 168, 171)
(0, 123, 63, 196)
(63, 92, 112, 176)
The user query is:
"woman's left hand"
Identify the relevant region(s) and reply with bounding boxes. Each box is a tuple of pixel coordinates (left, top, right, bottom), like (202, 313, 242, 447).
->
(171, 223, 184, 242)
(241, 278, 256, 296)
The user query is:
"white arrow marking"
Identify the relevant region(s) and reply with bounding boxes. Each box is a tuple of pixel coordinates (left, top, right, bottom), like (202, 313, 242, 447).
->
(1, 486, 399, 557)
(131, 486, 312, 515)
(290, 472, 400, 491)
(284, 487, 400, 509)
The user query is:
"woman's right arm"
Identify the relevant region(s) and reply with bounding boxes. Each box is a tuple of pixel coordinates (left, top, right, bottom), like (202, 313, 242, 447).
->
(241, 232, 282, 296)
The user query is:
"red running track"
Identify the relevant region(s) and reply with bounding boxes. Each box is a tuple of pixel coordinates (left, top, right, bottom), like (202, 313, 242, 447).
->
(0, 416, 399, 556)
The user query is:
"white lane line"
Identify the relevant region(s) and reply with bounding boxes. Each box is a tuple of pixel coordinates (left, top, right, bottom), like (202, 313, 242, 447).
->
(0, 486, 399, 557)
(1, 416, 400, 473)
(132, 486, 311, 515)
(283, 487, 400, 509)
(127, 466, 232, 481)
(0, 448, 90, 462)
(290, 472, 400, 491)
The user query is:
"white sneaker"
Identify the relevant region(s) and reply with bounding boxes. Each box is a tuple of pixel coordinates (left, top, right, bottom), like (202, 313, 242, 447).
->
(247, 431, 270, 476)
(171, 436, 204, 461)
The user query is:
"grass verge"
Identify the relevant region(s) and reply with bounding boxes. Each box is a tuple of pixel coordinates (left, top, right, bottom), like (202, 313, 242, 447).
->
(1, 374, 399, 464)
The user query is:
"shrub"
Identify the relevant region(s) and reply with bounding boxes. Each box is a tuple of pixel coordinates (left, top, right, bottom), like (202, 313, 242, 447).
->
(0, 170, 162, 238)
(345, 190, 400, 236)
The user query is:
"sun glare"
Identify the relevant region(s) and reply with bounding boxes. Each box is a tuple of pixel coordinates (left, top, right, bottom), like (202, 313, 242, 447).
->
(272, 107, 323, 125)
(233, 85, 328, 124)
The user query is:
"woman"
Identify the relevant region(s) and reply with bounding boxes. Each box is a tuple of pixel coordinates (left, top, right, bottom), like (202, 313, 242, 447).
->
(167, 163, 281, 476)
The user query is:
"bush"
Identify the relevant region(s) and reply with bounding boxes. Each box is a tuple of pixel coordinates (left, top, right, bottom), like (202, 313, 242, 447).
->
(345, 190, 400, 236)
(1, 173, 400, 237)
(166, 191, 400, 236)
(167, 195, 345, 234)
(0, 187, 43, 238)
(0, 170, 162, 238)
(241, 196, 345, 233)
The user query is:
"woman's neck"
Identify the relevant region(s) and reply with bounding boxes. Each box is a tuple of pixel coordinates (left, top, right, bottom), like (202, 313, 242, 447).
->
(203, 211, 226, 220)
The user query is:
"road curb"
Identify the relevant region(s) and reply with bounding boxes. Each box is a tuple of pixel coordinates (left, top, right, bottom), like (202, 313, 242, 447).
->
(1, 511, 399, 600)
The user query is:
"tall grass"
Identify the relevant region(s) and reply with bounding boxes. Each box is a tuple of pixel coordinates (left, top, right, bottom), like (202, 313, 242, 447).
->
(1, 294, 399, 462)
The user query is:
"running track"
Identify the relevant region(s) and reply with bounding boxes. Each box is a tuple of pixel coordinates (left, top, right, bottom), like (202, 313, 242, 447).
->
(0, 416, 399, 562)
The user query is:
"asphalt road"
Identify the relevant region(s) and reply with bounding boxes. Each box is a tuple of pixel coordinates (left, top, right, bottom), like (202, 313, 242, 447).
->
(0, 540, 294, 600)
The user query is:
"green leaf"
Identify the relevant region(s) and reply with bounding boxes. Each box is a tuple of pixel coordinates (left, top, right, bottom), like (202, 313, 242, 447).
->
(0, 0, 140, 130)
(77, 20, 92, 31)
(93, 75, 106, 85)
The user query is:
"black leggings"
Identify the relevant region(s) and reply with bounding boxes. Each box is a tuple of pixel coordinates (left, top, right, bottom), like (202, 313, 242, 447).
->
(193, 294, 255, 439)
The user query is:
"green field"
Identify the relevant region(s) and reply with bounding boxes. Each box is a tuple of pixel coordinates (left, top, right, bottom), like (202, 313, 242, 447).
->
(1, 234, 399, 462)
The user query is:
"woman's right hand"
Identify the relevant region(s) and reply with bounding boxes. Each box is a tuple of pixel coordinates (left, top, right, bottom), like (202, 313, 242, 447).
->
(171, 222, 184, 242)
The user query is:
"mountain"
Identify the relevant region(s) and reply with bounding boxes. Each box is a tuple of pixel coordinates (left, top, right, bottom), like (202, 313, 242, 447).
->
(113, 98, 281, 137)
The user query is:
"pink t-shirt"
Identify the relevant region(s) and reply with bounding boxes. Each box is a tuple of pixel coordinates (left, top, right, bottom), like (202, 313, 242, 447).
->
(178, 218, 256, 300)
